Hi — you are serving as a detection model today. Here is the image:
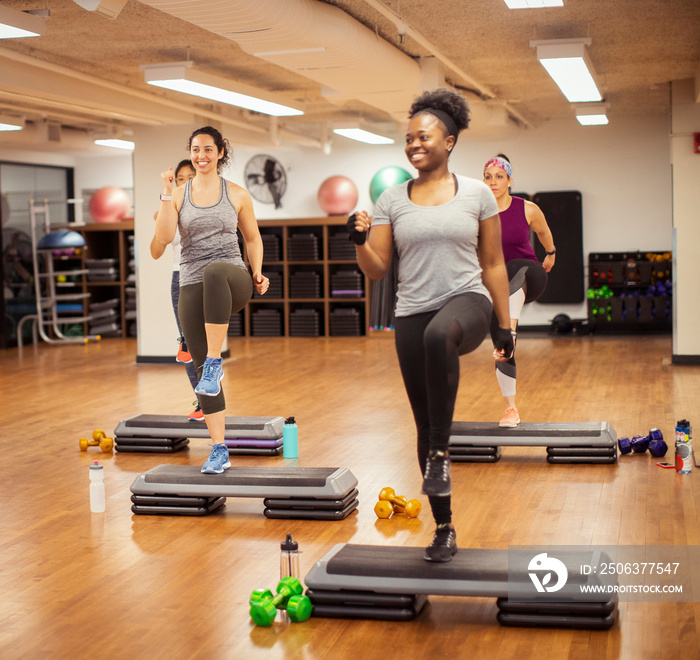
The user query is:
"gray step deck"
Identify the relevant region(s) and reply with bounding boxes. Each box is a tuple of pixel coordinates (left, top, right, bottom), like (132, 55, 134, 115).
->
(115, 414, 284, 440)
(305, 543, 614, 598)
(449, 421, 616, 448)
(129, 465, 357, 499)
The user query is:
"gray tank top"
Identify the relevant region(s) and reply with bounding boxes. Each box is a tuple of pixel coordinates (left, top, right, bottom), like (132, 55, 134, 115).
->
(178, 177, 246, 287)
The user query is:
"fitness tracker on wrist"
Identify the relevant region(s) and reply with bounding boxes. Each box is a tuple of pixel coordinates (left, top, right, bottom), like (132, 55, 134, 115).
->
(160, 193, 172, 201)
(546, 248, 556, 255)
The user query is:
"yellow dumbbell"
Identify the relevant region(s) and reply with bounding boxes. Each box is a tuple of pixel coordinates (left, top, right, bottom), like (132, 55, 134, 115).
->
(374, 487, 421, 518)
(79, 429, 114, 453)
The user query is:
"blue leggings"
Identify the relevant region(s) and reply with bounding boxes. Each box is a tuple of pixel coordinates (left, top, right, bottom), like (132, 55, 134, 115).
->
(394, 292, 492, 525)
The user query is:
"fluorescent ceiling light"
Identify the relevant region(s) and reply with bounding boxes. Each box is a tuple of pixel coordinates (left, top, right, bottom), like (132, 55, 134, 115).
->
(532, 39, 602, 103)
(0, 5, 45, 38)
(0, 114, 24, 131)
(575, 103, 608, 126)
(333, 128, 394, 145)
(141, 62, 303, 117)
(576, 114, 608, 126)
(504, 0, 563, 8)
(95, 138, 135, 150)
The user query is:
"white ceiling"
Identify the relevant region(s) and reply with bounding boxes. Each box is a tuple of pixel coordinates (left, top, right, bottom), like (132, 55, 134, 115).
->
(0, 0, 698, 152)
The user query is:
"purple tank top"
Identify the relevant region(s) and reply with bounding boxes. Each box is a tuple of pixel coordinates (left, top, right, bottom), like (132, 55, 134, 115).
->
(499, 195, 538, 263)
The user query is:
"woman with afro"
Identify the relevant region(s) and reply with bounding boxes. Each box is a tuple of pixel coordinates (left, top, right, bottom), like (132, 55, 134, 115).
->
(349, 89, 513, 562)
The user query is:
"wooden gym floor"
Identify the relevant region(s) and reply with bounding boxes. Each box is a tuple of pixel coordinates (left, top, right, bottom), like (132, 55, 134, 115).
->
(0, 333, 699, 660)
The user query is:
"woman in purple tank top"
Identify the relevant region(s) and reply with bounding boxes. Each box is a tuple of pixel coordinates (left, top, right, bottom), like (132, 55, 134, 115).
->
(483, 155, 556, 428)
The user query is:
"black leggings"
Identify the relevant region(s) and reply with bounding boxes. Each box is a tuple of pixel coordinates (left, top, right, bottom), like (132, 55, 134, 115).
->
(493, 259, 548, 388)
(394, 292, 492, 525)
(178, 263, 253, 415)
(505, 259, 548, 302)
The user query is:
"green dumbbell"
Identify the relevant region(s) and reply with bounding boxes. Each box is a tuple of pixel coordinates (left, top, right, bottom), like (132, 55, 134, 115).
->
(249, 577, 308, 627)
(286, 594, 313, 623)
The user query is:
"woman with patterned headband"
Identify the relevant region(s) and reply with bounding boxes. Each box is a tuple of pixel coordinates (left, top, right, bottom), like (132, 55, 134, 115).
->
(483, 154, 555, 428)
(348, 88, 513, 562)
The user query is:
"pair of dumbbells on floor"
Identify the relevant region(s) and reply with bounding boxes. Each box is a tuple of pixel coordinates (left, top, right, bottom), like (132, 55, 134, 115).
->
(79, 429, 114, 453)
(249, 577, 312, 627)
(374, 487, 422, 519)
(618, 427, 667, 457)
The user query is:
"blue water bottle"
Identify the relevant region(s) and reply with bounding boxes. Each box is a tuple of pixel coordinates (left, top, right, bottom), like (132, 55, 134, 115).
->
(283, 417, 298, 458)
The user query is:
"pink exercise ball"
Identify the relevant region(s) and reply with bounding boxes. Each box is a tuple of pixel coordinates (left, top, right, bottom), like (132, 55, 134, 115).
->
(89, 186, 130, 223)
(317, 176, 358, 216)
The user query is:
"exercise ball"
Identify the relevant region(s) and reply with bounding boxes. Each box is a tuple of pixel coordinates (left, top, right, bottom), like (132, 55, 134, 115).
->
(89, 186, 130, 223)
(317, 176, 358, 215)
(369, 166, 413, 204)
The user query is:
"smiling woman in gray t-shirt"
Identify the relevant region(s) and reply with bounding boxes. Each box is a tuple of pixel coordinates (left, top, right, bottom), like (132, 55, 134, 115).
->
(349, 88, 514, 563)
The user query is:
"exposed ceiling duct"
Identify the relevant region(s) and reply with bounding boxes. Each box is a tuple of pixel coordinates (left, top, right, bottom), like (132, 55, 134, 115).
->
(140, 0, 423, 124)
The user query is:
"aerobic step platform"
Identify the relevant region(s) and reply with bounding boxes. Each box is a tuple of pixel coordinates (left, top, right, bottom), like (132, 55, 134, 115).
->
(449, 421, 617, 464)
(114, 414, 284, 454)
(129, 465, 358, 519)
(304, 544, 617, 629)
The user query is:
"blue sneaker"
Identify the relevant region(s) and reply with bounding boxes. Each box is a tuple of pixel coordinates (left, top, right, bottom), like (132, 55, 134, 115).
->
(195, 357, 224, 396)
(201, 443, 231, 474)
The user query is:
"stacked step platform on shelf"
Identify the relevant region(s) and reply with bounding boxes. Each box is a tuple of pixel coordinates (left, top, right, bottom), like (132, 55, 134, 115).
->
(114, 414, 285, 454)
(329, 308, 362, 336)
(304, 544, 617, 629)
(290, 308, 321, 337)
(89, 298, 121, 337)
(328, 230, 356, 260)
(251, 308, 283, 336)
(261, 233, 281, 262)
(290, 271, 321, 298)
(448, 421, 618, 464)
(330, 269, 363, 297)
(129, 465, 359, 519)
(287, 232, 320, 261)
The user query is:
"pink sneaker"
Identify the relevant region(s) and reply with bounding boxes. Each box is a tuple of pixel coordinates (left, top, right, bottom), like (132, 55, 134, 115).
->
(499, 407, 520, 428)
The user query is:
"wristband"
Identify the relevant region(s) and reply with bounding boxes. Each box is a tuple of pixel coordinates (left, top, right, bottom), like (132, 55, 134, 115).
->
(346, 213, 367, 246)
(546, 248, 556, 255)
(160, 193, 172, 201)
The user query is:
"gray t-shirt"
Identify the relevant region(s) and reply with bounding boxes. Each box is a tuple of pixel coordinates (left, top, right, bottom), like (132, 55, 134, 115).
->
(371, 174, 498, 317)
(178, 177, 246, 287)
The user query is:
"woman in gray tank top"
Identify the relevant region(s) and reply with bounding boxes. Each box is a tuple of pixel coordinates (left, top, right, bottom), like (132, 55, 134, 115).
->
(155, 126, 269, 474)
(349, 89, 514, 562)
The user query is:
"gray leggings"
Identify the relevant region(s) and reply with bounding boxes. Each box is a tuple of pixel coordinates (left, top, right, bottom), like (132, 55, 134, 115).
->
(178, 263, 253, 415)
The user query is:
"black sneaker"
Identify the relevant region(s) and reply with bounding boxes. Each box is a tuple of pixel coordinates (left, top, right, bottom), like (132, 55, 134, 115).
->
(421, 449, 451, 496)
(424, 523, 458, 562)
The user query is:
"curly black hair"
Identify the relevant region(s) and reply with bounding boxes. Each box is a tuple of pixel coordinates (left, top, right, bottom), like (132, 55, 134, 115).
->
(187, 126, 231, 172)
(408, 88, 470, 134)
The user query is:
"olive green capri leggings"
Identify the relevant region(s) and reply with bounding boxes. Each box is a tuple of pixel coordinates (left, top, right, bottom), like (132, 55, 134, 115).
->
(178, 262, 253, 415)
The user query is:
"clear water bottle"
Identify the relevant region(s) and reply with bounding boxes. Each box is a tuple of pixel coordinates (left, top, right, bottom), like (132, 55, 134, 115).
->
(280, 533, 300, 580)
(89, 460, 105, 512)
(675, 419, 693, 474)
(283, 417, 298, 459)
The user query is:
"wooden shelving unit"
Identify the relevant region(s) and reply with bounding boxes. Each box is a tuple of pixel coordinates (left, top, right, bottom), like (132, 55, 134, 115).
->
(55, 219, 135, 338)
(237, 216, 370, 337)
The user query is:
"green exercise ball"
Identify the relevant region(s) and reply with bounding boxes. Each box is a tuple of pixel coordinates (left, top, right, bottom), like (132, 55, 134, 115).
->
(369, 166, 413, 204)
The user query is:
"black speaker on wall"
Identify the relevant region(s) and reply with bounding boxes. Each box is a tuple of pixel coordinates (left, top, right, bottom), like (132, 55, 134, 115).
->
(531, 190, 584, 304)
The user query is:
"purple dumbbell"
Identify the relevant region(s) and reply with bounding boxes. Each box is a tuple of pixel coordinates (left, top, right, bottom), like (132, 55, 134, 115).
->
(648, 428, 667, 457)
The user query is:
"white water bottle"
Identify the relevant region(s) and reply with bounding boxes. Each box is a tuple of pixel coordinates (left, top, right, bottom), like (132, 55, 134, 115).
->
(89, 461, 105, 513)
